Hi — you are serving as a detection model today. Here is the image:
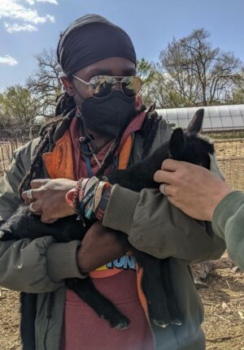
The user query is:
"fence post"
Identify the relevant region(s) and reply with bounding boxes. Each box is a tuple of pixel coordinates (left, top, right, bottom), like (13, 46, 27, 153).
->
(10, 141, 13, 158)
(1, 147, 5, 171)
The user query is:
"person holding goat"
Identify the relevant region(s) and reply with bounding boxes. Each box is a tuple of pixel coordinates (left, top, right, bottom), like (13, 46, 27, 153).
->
(0, 14, 225, 350)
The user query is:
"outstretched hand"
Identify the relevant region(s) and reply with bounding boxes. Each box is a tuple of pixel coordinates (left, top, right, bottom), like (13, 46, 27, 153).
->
(22, 178, 77, 223)
(154, 160, 232, 221)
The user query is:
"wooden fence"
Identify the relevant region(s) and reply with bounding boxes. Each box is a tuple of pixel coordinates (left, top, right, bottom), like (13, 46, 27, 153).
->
(0, 140, 23, 176)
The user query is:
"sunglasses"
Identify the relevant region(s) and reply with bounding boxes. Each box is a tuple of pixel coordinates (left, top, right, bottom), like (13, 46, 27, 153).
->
(72, 75, 142, 99)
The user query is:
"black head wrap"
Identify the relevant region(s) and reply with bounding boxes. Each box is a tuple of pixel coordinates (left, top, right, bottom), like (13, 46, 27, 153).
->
(57, 14, 136, 76)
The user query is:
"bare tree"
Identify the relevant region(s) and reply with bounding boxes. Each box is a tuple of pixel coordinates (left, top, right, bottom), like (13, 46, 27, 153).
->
(160, 29, 243, 106)
(227, 68, 244, 104)
(27, 48, 62, 117)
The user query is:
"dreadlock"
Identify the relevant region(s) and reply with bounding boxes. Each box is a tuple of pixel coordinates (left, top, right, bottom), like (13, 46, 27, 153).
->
(19, 92, 76, 195)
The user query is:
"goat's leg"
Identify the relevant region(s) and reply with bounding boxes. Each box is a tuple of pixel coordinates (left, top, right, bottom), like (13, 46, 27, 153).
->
(160, 259, 182, 326)
(136, 252, 170, 328)
(66, 278, 130, 330)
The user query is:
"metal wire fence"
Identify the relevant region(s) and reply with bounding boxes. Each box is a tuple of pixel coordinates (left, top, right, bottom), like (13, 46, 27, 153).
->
(206, 132, 244, 191)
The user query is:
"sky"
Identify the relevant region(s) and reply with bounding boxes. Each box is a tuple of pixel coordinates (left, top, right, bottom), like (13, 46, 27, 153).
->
(0, 0, 244, 92)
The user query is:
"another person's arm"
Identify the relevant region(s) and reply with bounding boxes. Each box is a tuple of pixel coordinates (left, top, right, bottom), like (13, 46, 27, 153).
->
(154, 160, 244, 270)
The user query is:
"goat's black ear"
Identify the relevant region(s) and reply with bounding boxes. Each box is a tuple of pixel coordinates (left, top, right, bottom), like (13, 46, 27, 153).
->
(186, 108, 204, 134)
(169, 128, 185, 159)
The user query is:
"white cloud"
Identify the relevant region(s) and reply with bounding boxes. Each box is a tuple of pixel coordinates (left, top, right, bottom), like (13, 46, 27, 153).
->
(4, 22, 38, 33)
(0, 0, 56, 33)
(36, 0, 58, 4)
(0, 55, 18, 66)
(25, 0, 58, 4)
(25, 0, 36, 5)
(46, 14, 55, 23)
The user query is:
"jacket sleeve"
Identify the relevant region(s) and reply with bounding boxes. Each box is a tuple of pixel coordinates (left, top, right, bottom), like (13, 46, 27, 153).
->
(102, 120, 225, 264)
(103, 119, 225, 264)
(213, 191, 244, 270)
(102, 185, 226, 264)
(0, 141, 86, 293)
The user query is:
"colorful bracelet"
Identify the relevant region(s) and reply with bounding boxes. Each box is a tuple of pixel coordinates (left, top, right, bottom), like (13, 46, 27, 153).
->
(66, 176, 114, 223)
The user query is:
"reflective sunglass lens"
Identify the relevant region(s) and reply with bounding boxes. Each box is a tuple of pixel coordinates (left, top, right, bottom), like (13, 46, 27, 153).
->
(90, 76, 114, 98)
(122, 77, 142, 97)
(89, 76, 142, 98)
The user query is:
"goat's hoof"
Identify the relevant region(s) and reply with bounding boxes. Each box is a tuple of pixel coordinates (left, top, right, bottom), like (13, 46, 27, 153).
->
(170, 319, 182, 326)
(153, 319, 169, 328)
(115, 319, 130, 330)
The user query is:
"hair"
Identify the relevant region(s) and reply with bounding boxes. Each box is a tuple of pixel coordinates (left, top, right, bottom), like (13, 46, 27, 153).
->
(19, 92, 160, 195)
(19, 92, 76, 194)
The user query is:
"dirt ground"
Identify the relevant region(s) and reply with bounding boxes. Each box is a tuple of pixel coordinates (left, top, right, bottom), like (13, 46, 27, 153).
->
(200, 255, 244, 350)
(0, 253, 243, 350)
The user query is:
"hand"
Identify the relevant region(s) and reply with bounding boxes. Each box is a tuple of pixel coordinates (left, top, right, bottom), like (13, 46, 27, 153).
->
(77, 221, 129, 273)
(154, 160, 232, 221)
(22, 179, 77, 223)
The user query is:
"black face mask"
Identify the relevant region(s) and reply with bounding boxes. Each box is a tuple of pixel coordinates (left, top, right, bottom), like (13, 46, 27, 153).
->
(81, 91, 136, 139)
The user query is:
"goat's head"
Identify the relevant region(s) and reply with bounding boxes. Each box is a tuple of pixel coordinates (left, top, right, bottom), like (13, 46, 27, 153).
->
(169, 108, 214, 169)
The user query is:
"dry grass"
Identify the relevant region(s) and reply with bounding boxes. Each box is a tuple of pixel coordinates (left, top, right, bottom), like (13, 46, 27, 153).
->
(201, 257, 244, 349)
(0, 289, 21, 350)
(215, 139, 244, 190)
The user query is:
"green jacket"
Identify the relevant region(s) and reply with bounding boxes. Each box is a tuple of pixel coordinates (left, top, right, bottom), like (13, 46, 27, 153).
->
(0, 118, 225, 350)
(213, 191, 244, 270)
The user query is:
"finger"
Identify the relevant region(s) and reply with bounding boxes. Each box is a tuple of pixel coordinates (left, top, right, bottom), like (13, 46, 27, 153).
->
(24, 198, 33, 205)
(21, 192, 32, 203)
(30, 211, 42, 216)
(41, 215, 57, 224)
(29, 201, 42, 213)
(22, 188, 41, 202)
(30, 179, 50, 189)
(22, 189, 35, 202)
(166, 194, 178, 207)
(159, 183, 175, 197)
(159, 184, 168, 196)
(154, 170, 175, 184)
(161, 159, 182, 171)
(159, 184, 173, 196)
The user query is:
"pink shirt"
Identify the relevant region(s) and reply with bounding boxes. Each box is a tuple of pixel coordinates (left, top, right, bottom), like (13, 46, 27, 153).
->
(64, 106, 153, 350)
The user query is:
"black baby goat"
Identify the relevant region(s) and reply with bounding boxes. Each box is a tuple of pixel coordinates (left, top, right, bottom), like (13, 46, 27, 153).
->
(0, 108, 215, 350)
